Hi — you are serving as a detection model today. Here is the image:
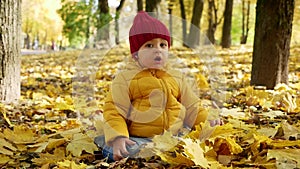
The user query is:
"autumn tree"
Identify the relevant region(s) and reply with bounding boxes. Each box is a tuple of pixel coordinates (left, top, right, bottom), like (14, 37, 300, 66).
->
(96, 0, 111, 42)
(250, 0, 295, 89)
(146, 0, 161, 17)
(240, 0, 250, 44)
(137, 0, 143, 11)
(179, 0, 187, 44)
(22, 0, 62, 50)
(0, 0, 22, 102)
(115, 0, 126, 44)
(206, 0, 222, 45)
(186, 0, 204, 48)
(58, 0, 94, 47)
(221, 0, 233, 48)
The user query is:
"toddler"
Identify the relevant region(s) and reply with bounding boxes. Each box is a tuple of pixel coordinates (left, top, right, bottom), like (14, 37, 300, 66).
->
(95, 11, 221, 162)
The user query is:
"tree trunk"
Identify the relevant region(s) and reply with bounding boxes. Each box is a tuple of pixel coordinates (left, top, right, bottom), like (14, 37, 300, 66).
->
(179, 0, 187, 44)
(137, 0, 143, 11)
(206, 0, 223, 45)
(207, 0, 215, 44)
(186, 0, 204, 48)
(97, 0, 110, 41)
(0, 0, 21, 102)
(85, 0, 93, 48)
(240, 0, 250, 44)
(168, 3, 173, 46)
(221, 0, 233, 48)
(146, 0, 161, 17)
(115, 0, 126, 44)
(250, 0, 295, 89)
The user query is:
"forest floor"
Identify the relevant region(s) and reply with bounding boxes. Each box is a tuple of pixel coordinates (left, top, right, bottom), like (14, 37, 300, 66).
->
(0, 45, 300, 168)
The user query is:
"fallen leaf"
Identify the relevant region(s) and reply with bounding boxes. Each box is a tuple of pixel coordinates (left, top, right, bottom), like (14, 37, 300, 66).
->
(57, 160, 88, 169)
(0, 154, 12, 165)
(66, 133, 98, 157)
(267, 149, 300, 168)
(152, 131, 179, 152)
(182, 138, 209, 168)
(4, 125, 37, 144)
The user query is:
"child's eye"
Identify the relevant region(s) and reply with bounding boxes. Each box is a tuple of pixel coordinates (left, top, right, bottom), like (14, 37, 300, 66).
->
(145, 44, 153, 48)
(160, 43, 167, 48)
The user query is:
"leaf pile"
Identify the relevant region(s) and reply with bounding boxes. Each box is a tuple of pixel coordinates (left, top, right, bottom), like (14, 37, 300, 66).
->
(0, 45, 299, 168)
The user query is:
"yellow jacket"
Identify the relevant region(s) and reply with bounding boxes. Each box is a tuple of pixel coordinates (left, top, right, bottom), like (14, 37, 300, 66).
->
(103, 60, 208, 145)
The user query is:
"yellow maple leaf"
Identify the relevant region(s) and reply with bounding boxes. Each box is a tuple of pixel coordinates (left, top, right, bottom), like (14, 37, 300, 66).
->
(57, 160, 87, 169)
(4, 125, 37, 144)
(66, 133, 98, 157)
(210, 123, 237, 138)
(214, 137, 243, 155)
(152, 131, 179, 152)
(0, 138, 17, 155)
(224, 137, 243, 154)
(0, 154, 12, 165)
(32, 147, 66, 165)
(250, 134, 273, 155)
(271, 140, 300, 148)
(185, 124, 203, 140)
(196, 73, 209, 89)
(37, 138, 67, 152)
(182, 138, 209, 168)
(159, 151, 194, 166)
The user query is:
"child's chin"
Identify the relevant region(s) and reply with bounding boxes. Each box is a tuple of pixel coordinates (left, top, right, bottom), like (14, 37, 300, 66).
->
(150, 65, 164, 69)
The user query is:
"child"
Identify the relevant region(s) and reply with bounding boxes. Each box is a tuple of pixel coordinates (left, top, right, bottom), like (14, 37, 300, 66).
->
(94, 11, 222, 162)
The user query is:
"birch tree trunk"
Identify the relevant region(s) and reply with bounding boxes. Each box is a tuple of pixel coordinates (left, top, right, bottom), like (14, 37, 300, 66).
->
(0, 0, 21, 102)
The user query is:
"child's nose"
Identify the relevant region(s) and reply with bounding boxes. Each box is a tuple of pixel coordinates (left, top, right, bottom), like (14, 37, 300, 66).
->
(154, 46, 162, 53)
(154, 44, 163, 50)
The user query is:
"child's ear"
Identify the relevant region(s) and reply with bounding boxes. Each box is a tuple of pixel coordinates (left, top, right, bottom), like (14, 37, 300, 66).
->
(134, 54, 138, 59)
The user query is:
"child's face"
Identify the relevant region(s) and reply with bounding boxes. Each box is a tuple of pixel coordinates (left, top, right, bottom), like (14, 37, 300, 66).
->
(137, 38, 169, 69)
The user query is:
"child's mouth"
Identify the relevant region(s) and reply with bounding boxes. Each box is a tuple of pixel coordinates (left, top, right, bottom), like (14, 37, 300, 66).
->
(154, 57, 162, 62)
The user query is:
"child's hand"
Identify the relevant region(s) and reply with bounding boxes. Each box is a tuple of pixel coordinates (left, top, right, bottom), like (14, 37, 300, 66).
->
(112, 137, 136, 161)
(209, 118, 223, 127)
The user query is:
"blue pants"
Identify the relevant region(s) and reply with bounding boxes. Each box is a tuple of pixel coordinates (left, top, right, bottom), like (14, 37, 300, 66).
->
(94, 135, 151, 162)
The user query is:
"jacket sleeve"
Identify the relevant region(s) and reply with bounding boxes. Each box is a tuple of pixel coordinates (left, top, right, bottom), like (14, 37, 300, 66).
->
(103, 73, 131, 146)
(179, 74, 208, 128)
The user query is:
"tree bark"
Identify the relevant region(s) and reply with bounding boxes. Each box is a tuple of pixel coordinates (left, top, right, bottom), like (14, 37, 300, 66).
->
(186, 0, 204, 48)
(240, 0, 250, 44)
(250, 0, 295, 89)
(207, 0, 215, 44)
(179, 0, 187, 44)
(97, 0, 110, 41)
(146, 0, 161, 17)
(0, 0, 21, 102)
(115, 0, 126, 44)
(137, 0, 143, 11)
(221, 0, 233, 48)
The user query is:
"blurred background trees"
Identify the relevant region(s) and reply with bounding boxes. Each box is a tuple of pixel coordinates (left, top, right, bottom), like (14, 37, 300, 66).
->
(22, 0, 62, 50)
(20, 0, 300, 50)
(0, 0, 297, 100)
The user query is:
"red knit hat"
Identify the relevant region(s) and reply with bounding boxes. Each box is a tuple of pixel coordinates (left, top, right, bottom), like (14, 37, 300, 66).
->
(129, 11, 171, 56)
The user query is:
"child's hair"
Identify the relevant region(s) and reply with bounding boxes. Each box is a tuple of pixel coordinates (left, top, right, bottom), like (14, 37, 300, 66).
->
(129, 11, 171, 56)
